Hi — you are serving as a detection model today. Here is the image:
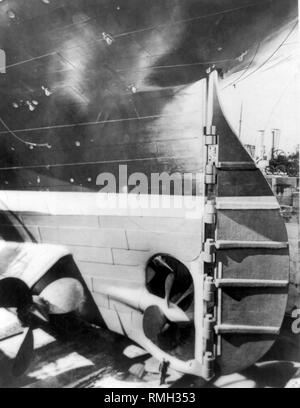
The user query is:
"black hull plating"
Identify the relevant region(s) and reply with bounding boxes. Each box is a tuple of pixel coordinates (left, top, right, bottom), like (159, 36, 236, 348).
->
(0, 0, 297, 193)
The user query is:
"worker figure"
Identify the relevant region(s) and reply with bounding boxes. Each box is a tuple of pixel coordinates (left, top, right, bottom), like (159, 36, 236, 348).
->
(159, 360, 170, 386)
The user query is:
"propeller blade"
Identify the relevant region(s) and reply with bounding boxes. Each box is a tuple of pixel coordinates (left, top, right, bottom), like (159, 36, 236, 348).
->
(175, 284, 194, 306)
(39, 278, 85, 315)
(145, 357, 161, 374)
(143, 305, 168, 343)
(0, 278, 32, 309)
(12, 327, 34, 377)
(164, 273, 175, 308)
(29, 298, 50, 323)
(123, 345, 148, 359)
(146, 266, 156, 284)
(153, 256, 173, 273)
(129, 363, 145, 379)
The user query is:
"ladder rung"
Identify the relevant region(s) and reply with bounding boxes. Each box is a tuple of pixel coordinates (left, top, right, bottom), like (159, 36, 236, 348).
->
(215, 279, 289, 288)
(215, 324, 280, 335)
(215, 240, 288, 250)
(216, 196, 280, 210)
(216, 162, 257, 170)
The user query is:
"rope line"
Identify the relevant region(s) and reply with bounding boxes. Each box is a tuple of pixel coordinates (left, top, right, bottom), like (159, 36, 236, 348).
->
(0, 154, 198, 172)
(113, 1, 266, 38)
(5, 53, 56, 70)
(116, 58, 235, 73)
(0, 110, 200, 136)
(0, 117, 51, 149)
(222, 21, 298, 89)
(263, 77, 295, 132)
(223, 41, 261, 89)
(235, 21, 298, 84)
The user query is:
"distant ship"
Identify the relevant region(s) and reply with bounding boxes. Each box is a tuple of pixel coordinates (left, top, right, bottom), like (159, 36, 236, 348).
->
(0, 0, 297, 379)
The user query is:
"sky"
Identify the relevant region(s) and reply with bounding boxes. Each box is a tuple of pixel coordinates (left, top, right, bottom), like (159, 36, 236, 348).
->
(220, 23, 299, 156)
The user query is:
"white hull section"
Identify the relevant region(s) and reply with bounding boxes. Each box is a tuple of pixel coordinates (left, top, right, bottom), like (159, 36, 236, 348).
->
(0, 190, 208, 375)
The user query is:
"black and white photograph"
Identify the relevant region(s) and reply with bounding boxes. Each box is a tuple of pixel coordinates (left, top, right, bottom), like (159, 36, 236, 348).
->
(0, 0, 299, 390)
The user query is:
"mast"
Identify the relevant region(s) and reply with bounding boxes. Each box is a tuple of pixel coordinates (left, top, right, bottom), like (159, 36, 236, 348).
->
(238, 101, 244, 140)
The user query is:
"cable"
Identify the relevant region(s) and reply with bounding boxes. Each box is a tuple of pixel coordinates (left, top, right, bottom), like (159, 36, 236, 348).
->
(5, 52, 56, 71)
(259, 53, 295, 74)
(0, 117, 51, 149)
(0, 110, 200, 136)
(236, 21, 298, 84)
(113, 1, 266, 38)
(1, 132, 200, 158)
(263, 77, 294, 132)
(117, 58, 235, 73)
(223, 41, 261, 89)
(0, 154, 198, 172)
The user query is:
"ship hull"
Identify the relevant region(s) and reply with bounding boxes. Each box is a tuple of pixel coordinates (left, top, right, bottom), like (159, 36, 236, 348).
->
(0, 0, 296, 379)
(0, 0, 297, 193)
(0, 71, 290, 378)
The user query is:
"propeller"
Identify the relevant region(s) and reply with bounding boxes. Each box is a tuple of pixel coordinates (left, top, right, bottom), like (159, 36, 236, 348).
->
(148, 255, 194, 309)
(143, 267, 194, 347)
(0, 276, 85, 377)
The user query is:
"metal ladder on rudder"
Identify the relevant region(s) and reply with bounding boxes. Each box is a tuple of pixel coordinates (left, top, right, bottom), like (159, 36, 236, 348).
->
(199, 70, 290, 379)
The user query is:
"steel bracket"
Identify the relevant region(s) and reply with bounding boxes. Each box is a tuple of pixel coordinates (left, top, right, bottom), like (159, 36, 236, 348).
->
(205, 164, 217, 185)
(204, 200, 216, 224)
(203, 313, 216, 340)
(203, 276, 216, 302)
(202, 352, 215, 381)
(203, 239, 216, 263)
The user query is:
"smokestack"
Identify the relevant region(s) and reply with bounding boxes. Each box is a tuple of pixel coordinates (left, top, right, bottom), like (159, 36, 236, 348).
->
(271, 129, 281, 159)
(257, 130, 266, 161)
